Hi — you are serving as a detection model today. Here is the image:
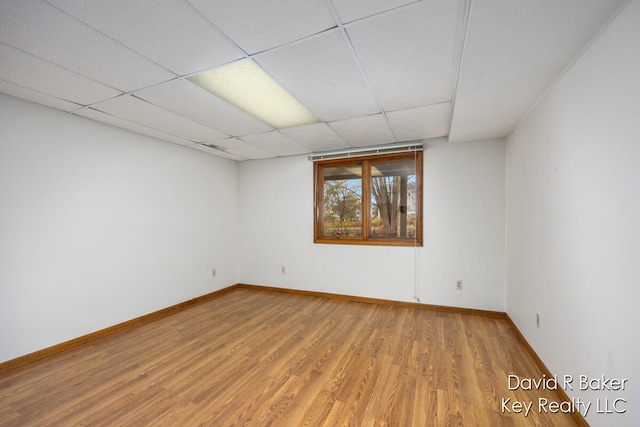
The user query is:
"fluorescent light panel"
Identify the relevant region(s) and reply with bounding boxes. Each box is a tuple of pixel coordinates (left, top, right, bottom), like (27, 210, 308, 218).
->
(188, 60, 319, 129)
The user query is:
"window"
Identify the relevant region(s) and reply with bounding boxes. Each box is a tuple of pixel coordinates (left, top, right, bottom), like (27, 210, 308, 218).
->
(314, 151, 423, 246)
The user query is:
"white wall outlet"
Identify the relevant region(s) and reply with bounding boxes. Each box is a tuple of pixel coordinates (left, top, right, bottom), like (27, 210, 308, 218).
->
(281, 266, 286, 275)
(536, 313, 540, 328)
(212, 268, 216, 278)
(456, 280, 463, 290)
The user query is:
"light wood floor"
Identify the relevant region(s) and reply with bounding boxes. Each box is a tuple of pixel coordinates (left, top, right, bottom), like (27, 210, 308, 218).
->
(0, 287, 577, 426)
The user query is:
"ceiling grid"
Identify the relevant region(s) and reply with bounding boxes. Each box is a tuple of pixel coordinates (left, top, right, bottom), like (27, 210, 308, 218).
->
(0, 0, 626, 159)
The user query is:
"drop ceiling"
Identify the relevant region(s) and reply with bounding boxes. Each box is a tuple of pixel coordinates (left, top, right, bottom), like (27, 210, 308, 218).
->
(0, 0, 624, 161)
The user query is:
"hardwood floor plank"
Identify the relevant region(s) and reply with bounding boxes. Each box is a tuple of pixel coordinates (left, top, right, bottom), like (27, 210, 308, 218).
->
(0, 287, 579, 426)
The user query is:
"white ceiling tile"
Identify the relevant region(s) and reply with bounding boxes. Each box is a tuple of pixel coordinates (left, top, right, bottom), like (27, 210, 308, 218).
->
(449, 0, 625, 143)
(207, 137, 277, 160)
(0, 1, 173, 92)
(280, 123, 350, 152)
(386, 103, 451, 142)
(239, 131, 309, 156)
(329, 114, 396, 147)
(330, 0, 420, 24)
(0, 79, 82, 112)
(45, 0, 245, 76)
(188, 0, 337, 54)
(255, 31, 379, 122)
(346, 0, 462, 111)
(189, 143, 247, 161)
(133, 79, 272, 136)
(0, 43, 121, 105)
(74, 107, 198, 147)
(1, 0, 624, 154)
(91, 95, 228, 142)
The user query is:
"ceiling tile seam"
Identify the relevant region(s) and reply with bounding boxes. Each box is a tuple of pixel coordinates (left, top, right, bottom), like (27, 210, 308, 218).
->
(129, 77, 183, 95)
(128, 81, 256, 137)
(41, 0, 182, 81)
(44, 0, 186, 80)
(326, 110, 395, 124)
(234, 135, 285, 158)
(244, 24, 341, 57)
(0, 41, 126, 106)
(179, 62, 237, 80)
(273, 127, 352, 154)
(75, 106, 199, 144)
(324, 113, 395, 143)
(446, 0, 473, 142)
(184, 1, 342, 57)
(187, 144, 247, 161)
(248, 27, 342, 60)
(331, 0, 423, 25)
(86, 100, 208, 143)
(387, 101, 453, 115)
(126, 93, 234, 139)
(508, 0, 632, 139)
(323, 0, 398, 144)
(0, 76, 85, 111)
(236, 133, 332, 159)
(184, 0, 253, 60)
(177, 143, 248, 162)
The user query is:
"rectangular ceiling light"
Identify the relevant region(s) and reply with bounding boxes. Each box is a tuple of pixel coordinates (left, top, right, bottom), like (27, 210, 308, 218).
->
(188, 60, 319, 129)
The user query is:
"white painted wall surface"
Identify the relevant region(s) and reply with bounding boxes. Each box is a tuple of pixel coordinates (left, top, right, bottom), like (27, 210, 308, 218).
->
(238, 139, 506, 311)
(505, 1, 640, 425)
(0, 95, 239, 363)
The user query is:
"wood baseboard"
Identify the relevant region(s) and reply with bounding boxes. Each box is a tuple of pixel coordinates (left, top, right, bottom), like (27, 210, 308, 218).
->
(236, 283, 506, 318)
(0, 285, 240, 373)
(505, 314, 589, 427)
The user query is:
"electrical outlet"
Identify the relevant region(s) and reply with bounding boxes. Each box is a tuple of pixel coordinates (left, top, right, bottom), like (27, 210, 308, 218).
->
(281, 266, 286, 275)
(456, 280, 463, 290)
(536, 313, 540, 328)
(212, 268, 216, 278)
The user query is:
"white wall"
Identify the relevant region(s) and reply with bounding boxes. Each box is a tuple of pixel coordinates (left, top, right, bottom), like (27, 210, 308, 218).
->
(0, 95, 239, 363)
(238, 139, 506, 311)
(505, 1, 640, 425)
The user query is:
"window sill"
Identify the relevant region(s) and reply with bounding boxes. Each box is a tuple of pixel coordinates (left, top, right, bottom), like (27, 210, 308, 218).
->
(314, 237, 423, 247)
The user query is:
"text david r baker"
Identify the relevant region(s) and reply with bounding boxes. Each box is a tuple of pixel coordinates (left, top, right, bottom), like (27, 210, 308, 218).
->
(508, 374, 627, 391)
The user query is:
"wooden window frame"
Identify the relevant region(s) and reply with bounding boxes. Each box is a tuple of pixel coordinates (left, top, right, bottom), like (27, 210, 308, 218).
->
(314, 151, 423, 247)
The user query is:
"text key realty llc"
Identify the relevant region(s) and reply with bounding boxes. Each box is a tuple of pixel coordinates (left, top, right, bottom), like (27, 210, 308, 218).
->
(503, 374, 628, 417)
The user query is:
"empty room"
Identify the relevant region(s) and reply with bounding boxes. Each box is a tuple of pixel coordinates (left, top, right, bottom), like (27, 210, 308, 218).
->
(1, 0, 638, 426)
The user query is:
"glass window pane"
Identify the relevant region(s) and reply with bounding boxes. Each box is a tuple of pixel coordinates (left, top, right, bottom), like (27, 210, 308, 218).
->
(369, 159, 417, 239)
(322, 165, 362, 237)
